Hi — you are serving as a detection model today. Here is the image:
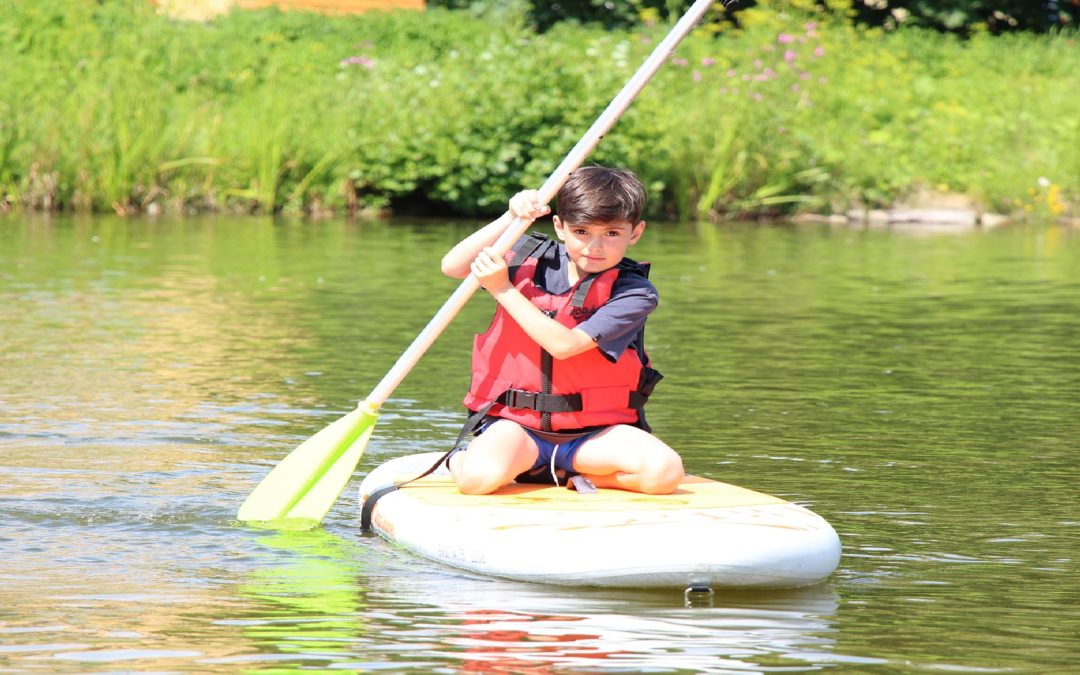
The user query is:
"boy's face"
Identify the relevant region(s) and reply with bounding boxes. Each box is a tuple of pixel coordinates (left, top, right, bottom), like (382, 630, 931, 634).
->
(552, 216, 645, 280)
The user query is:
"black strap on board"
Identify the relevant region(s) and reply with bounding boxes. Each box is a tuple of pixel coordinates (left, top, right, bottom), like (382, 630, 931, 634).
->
(360, 403, 495, 531)
(359, 453, 446, 532)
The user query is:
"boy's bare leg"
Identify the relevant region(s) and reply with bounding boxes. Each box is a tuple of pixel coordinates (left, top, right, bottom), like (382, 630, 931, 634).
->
(572, 425, 684, 494)
(448, 419, 539, 495)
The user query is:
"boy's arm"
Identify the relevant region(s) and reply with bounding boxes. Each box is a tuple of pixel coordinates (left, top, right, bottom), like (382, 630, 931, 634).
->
(471, 247, 597, 360)
(440, 211, 514, 278)
(441, 191, 551, 278)
(492, 288, 598, 360)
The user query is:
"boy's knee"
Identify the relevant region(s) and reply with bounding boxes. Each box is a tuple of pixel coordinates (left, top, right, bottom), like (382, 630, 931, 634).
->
(450, 420, 533, 494)
(452, 460, 507, 495)
(455, 475, 500, 495)
(639, 453, 684, 495)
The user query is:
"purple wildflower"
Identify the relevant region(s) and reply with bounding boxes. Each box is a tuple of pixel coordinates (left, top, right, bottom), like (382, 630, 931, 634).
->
(341, 55, 375, 69)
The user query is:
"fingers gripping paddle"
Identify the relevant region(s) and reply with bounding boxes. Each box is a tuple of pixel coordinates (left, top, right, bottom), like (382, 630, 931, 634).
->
(237, 0, 729, 528)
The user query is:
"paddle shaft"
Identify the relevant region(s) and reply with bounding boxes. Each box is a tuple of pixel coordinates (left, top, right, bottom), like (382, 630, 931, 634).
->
(365, 0, 716, 410)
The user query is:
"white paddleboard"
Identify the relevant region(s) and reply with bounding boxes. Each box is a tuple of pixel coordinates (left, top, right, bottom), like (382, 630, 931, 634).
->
(359, 452, 841, 589)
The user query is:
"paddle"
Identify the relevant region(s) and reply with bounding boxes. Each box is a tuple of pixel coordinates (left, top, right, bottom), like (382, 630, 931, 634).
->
(236, 0, 729, 528)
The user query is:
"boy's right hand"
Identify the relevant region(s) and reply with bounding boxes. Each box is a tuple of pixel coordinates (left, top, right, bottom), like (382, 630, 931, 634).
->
(471, 247, 511, 295)
(509, 190, 551, 221)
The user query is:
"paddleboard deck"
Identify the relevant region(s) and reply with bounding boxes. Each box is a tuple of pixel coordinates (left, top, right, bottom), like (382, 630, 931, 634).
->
(359, 452, 841, 589)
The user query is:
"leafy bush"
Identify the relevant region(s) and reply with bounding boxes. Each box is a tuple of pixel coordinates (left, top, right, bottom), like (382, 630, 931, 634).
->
(432, 0, 1077, 34)
(845, 0, 1075, 34)
(0, 0, 1076, 218)
(428, 0, 717, 31)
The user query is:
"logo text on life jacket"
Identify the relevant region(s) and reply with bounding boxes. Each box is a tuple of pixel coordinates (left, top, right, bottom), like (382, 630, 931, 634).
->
(570, 306, 598, 322)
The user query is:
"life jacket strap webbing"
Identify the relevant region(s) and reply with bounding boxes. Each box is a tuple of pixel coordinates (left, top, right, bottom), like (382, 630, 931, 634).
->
(570, 274, 600, 308)
(509, 232, 552, 268)
(498, 388, 583, 413)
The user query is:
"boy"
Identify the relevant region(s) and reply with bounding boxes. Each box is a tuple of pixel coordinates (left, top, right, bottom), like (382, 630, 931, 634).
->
(440, 166, 684, 495)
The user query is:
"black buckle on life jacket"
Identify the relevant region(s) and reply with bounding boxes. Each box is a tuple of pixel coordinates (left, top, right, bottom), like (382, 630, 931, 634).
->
(499, 388, 583, 413)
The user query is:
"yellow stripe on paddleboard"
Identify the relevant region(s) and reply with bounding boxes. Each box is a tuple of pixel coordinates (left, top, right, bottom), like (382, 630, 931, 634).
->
(389, 474, 787, 512)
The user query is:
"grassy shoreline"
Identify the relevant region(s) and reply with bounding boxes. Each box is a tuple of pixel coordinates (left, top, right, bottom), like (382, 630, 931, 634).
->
(1, 2, 1076, 220)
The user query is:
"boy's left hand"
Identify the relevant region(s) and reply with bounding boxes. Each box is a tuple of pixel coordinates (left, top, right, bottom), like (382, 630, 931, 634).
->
(509, 190, 550, 221)
(470, 247, 511, 294)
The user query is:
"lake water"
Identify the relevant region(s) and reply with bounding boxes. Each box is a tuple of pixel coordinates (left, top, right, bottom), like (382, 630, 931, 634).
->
(1, 214, 1077, 673)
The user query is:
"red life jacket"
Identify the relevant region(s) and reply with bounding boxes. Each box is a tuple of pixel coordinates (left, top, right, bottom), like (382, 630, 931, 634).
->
(463, 235, 660, 432)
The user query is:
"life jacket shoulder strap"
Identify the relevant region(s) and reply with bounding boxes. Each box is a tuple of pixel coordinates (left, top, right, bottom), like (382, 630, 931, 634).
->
(508, 231, 558, 282)
(570, 273, 602, 308)
(571, 256, 650, 308)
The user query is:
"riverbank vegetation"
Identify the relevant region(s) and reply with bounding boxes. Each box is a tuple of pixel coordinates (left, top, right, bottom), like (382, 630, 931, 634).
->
(0, 1, 1076, 219)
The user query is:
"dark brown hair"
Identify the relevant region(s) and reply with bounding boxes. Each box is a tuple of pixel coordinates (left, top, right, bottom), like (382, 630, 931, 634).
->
(555, 166, 646, 225)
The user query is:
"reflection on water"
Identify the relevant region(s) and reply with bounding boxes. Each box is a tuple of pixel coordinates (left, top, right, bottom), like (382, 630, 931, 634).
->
(223, 529, 843, 672)
(1, 215, 1078, 671)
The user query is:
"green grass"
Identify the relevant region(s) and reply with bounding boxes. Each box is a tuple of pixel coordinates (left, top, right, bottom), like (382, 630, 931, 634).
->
(0, 0, 1075, 219)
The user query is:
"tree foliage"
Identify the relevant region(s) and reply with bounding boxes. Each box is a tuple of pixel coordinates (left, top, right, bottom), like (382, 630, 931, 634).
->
(845, 0, 1076, 34)
(428, 0, 1078, 34)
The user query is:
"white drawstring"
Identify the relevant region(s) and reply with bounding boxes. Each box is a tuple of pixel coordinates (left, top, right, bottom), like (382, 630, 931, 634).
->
(550, 444, 561, 486)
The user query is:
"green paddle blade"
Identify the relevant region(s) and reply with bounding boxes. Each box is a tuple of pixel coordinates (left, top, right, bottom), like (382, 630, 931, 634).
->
(237, 402, 380, 528)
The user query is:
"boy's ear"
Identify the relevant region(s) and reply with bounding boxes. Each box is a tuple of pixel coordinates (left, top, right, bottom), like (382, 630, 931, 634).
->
(552, 215, 566, 240)
(629, 220, 646, 244)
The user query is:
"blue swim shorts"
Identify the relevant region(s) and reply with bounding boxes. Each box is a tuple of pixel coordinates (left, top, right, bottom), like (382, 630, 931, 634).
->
(518, 426, 601, 481)
(474, 418, 602, 485)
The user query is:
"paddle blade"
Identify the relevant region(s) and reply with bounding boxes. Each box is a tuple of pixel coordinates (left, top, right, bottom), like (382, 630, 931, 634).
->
(237, 403, 379, 528)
